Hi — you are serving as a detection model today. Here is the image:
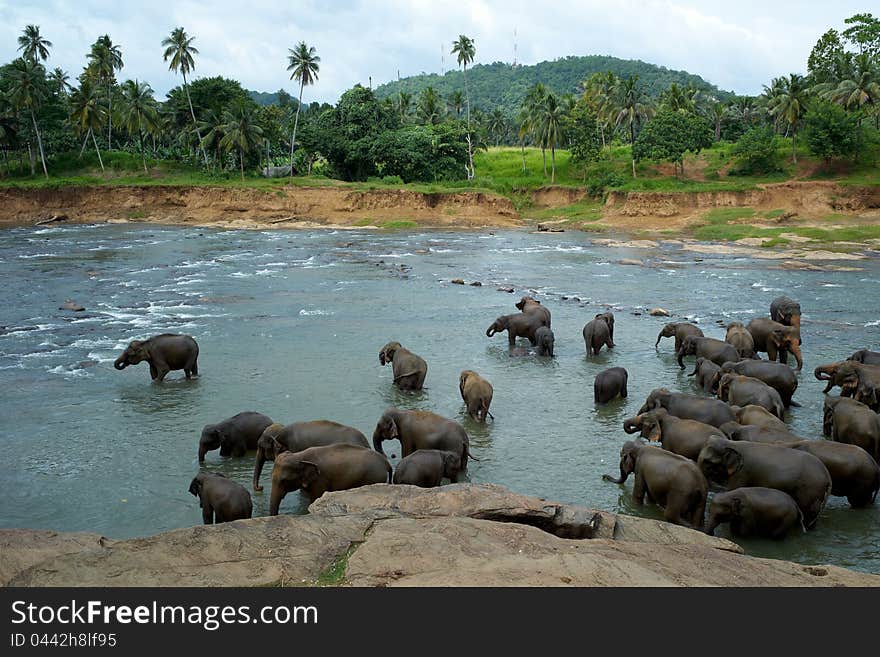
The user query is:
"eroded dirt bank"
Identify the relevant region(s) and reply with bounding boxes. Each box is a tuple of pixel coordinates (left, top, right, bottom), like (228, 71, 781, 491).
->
(0, 185, 522, 230)
(3, 484, 876, 587)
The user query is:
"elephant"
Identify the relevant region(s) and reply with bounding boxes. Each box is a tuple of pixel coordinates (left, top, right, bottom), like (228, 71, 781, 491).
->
(814, 361, 880, 396)
(515, 295, 552, 328)
(198, 411, 274, 462)
(746, 318, 802, 370)
(269, 444, 391, 513)
(697, 435, 832, 528)
(770, 296, 802, 332)
(705, 488, 803, 539)
(595, 367, 628, 404)
(623, 408, 720, 461)
(114, 333, 199, 381)
(676, 336, 740, 370)
(720, 422, 801, 445)
(719, 360, 798, 407)
(655, 322, 703, 352)
(716, 373, 785, 420)
(854, 378, 879, 411)
(487, 313, 545, 346)
(823, 396, 880, 462)
(253, 421, 369, 491)
(848, 349, 880, 365)
(734, 404, 789, 431)
(373, 408, 472, 471)
(188, 472, 252, 524)
(582, 316, 614, 356)
(535, 326, 555, 357)
(603, 440, 708, 530)
(379, 341, 428, 391)
(459, 370, 494, 422)
(689, 357, 722, 394)
(638, 388, 737, 428)
(392, 449, 463, 487)
(725, 322, 757, 359)
(594, 312, 616, 347)
(787, 441, 880, 507)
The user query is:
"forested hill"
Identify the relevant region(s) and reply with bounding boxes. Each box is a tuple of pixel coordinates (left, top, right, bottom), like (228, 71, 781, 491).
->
(374, 55, 733, 116)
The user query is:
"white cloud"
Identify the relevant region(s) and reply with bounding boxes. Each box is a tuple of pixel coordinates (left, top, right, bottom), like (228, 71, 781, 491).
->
(0, 0, 869, 101)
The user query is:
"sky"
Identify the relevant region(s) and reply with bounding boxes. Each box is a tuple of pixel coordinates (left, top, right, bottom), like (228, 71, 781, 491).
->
(0, 0, 871, 102)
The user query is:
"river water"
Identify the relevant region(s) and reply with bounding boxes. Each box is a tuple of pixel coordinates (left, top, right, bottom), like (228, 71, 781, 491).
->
(0, 224, 878, 572)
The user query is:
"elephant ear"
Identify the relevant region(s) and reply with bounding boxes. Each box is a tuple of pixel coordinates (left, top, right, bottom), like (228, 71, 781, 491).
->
(731, 496, 743, 515)
(299, 461, 321, 487)
(723, 447, 743, 478)
(459, 372, 468, 398)
(188, 477, 201, 497)
(272, 437, 287, 456)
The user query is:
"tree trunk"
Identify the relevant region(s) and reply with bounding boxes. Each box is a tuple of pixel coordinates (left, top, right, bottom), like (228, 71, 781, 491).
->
(107, 81, 112, 150)
(27, 141, 35, 176)
(542, 147, 546, 176)
(139, 131, 147, 173)
(31, 111, 48, 179)
(183, 72, 209, 166)
(91, 130, 105, 172)
(240, 148, 245, 181)
(463, 64, 474, 179)
(520, 142, 526, 172)
(714, 118, 721, 142)
(79, 129, 91, 158)
(792, 130, 797, 164)
(630, 122, 636, 178)
(551, 146, 556, 183)
(290, 82, 304, 179)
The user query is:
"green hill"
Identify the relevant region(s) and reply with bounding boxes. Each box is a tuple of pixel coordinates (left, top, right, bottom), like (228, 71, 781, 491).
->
(374, 55, 734, 117)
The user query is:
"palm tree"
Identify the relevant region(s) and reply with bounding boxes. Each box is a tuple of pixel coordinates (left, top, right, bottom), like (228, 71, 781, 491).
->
(451, 35, 476, 179)
(486, 109, 507, 146)
(49, 68, 72, 96)
(87, 35, 123, 149)
(448, 90, 464, 118)
(17, 25, 52, 64)
(536, 93, 566, 183)
(117, 80, 160, 173)
(523, 83, 549, 175)
(7, 58, 49, 178)
(286, 41, 320, 178)
(766, 73, 809, 163)
(198, 109, 226, 173)
(219, 102, 263, 180)
(821, 53, 880, 113)
(69, 79, 107, 171)
(397, 91, 413, 122)
(582, 71, 618, 150)
(417, 87, 443, 125)
(162, 27, 208, 165)
(612, 75, 654, 177)
(703, 100, 726, 142)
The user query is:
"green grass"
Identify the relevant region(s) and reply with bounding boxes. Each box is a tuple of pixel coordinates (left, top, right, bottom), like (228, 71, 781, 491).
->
(379, 220, 418, 229)
(524, 199, 603, 223)
(315, 545, 358, 586)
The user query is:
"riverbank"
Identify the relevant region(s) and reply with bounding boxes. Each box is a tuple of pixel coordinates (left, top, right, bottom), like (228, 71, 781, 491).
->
(3, 484, 877, 587)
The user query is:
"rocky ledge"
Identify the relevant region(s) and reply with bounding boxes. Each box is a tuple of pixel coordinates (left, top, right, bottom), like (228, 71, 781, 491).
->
(2, 484, 877, 587)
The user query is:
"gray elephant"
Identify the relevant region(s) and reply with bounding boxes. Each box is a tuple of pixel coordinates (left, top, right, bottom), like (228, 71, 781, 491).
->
(253, 421, 369, 491)
(716, 373, 785, 420)
(188, 471, 252, 524)
(725, 322, 757, 359)
(705, 487, 803, 538)
(373, 408, 471, 471)
(379, 341, 428, 391)
(720, 360, 798, 407)
(815, 361, 880, 396)
(823, 396, 880, 462)
(624, 408, 720, 461)
(487, 313, 545, 346)
(594, 312, 616, 346)
(746, 318, 802, 370)
(697, 435, 832, 528)
(459, 370, 494, 422)
(595, 367, 628, 404)
(603, 440, 707, 529)
(655, 322, 703, 352)
(582, 315, 614, 356)
(720, 422, 801, 445)
(676, 335, 739, 369)
(734, 404, 789, 431)
(535, 326, 555, 357)
(516, 295, 552, 328)
(392, 449, 463, 487)
(689, 357, 721, 394)
(198, 411, 274, 462)
(848, 349, 880, 365)
(769, 296, 802, 333)
(114, 334, 199, 381)
(269, 444, 391, 513)
(638, 388, 737, 428)
(788, 440, 880, 507)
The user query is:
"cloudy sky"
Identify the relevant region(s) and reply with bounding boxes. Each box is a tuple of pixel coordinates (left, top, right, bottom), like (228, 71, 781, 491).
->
(0, 1, 869, 101)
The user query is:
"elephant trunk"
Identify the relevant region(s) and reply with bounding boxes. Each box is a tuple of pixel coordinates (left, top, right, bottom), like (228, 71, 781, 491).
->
(114, 356, 127, 370)
(704, 514, 720, 536)
(623, 416, 642, 434)
(253, 446, 267, 492)
(269, 486, 284, 516)
(654, 332, 663, 348)
(372, 430, 386, 455)
(486, 326, 496, 337)
(602, 465, 628, 485)
(814, 365, 833, 381)
(790, 344, 803, 371)
(676, 348, 686, 369)
(197, 442, 207, 463)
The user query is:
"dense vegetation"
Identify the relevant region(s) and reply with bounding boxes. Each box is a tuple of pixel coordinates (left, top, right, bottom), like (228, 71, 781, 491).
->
(0, 14, 878, 193)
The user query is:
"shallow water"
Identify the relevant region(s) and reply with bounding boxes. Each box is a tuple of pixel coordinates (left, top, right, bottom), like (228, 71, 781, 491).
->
(0, 224, 878, 573)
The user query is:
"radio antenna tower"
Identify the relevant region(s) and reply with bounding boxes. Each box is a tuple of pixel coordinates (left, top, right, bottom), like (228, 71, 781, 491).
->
(513, 27, 518, 67)
(441, 43, 445, 74)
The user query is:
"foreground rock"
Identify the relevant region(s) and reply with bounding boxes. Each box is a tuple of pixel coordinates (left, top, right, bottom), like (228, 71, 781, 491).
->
(2, 484, 877, 587)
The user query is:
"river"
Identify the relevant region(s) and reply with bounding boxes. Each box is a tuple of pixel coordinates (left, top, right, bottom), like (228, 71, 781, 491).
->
(0, 224, 878, 573)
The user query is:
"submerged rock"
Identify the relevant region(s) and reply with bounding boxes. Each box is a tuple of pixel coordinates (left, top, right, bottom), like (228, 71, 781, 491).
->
(649, 308, 670, 317)
(59, 299, 85, 312)
(451, 278, 465, 285)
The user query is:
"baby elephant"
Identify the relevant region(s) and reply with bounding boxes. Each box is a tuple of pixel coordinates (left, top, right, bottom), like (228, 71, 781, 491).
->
(705, 487, 803, 539)
(393, 449, 463, 487)
(459, 370, 494, 422)
(595, 367, 628, 404)
(535, 326, 555, 357)
(114, 333, 199, 381)
(188, 471, 252, 524)
(379, 341, 428, 391)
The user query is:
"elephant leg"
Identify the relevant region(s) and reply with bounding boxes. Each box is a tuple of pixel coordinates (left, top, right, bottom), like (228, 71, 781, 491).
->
(190, 360, 198, 377)
(155, 367, 170, 382)
(508, 333, 516, 346)
(149, 363, 158, 380)
(631, 472, 647, 505)
(779, 350, 788, 365)
(202, 503, 214, 525)
(767, 344, 778, 362)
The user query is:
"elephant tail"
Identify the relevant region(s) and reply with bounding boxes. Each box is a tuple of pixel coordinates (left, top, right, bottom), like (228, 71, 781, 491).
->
(393, 370, 421, 382)
(465, 445, 480, 462)
(797, 506, 806, 534)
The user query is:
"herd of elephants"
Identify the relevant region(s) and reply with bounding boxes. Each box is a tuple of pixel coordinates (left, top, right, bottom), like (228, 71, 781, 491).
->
(110, 294, 880, 540)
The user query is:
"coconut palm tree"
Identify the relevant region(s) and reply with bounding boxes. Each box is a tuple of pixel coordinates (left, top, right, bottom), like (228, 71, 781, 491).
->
(117, 79, 160, 173)
(219, 101, 263, 180)
(69, 79, 107, 171)
(822, 53, 880, 113)
(536, 93, 566, 183)
(48, 68, 72, 96)
(162, 27, 208, 165)
(286, 41, 320, 177)
(397, 91, 413, 122)
(17, 25, 52, 64)
(7, 58, 49, 178)
(612, 75, 654, 177)
(765, 73, 809, 163)
(451, 35, 476, 178)
(523, 83, 549, 175)
(198, 109, 226, 173)
(582, 71, 618, 150)
(448, 90, 464, 118)
(486, 108, 507, 146)
(417, 87, 444, 125)
(87, 35, 123, 149)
